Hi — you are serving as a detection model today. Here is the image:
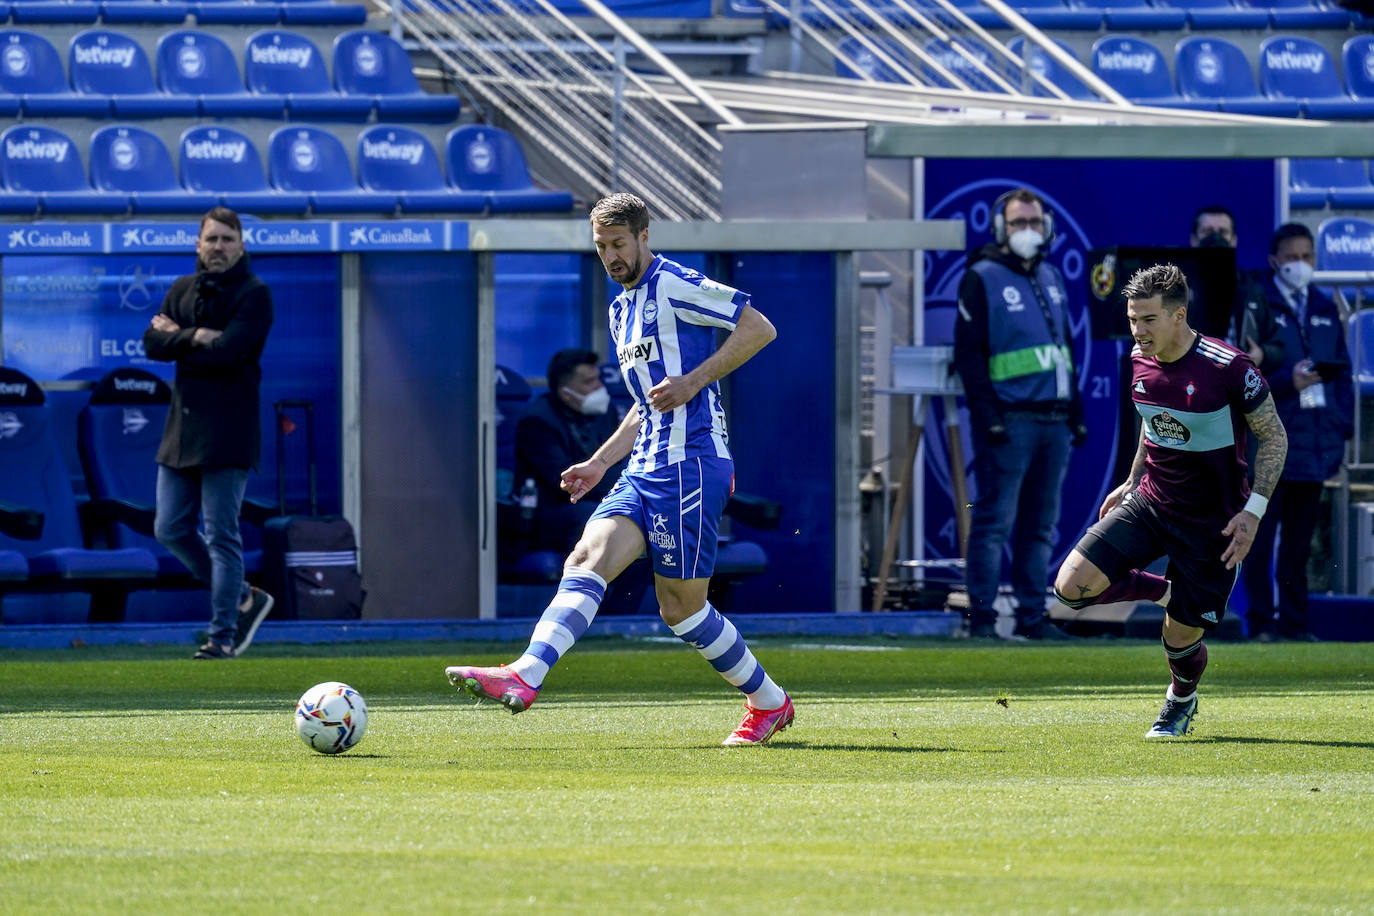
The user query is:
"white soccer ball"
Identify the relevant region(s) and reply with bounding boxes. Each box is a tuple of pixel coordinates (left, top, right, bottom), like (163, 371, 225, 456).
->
(294, 681, 368, 754)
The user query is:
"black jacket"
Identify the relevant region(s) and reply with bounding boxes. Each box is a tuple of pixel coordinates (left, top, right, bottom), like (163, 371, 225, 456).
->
(143, 254, 274, 469)
(1259, 274, 1353, 482)
(514, 392, 623, 506)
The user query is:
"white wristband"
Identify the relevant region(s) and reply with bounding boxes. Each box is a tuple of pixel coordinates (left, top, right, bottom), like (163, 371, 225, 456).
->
(1244, 492, 1269, 518)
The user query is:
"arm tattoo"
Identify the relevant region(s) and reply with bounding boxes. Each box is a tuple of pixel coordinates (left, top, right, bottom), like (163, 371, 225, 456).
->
(1126, 429, 1149, 488)
(1244, 395, 1288, 499)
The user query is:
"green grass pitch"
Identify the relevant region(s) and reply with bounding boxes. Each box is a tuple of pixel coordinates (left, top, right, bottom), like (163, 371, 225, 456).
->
(2, 638, 1372, 914)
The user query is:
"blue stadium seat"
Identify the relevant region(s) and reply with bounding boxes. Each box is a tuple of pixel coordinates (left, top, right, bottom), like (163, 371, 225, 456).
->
(1342, 36, 1374, 106)
(1091, 36, 1204, 108)
(244, 30, 372, 121)
(1175, 36, 1302, 117)
(1003, 0, 1102, 31)
(1261, 37, 1374, 120)
(268, 125, 394, 213)
(445, 125, 574, 213)
(180, 124, 309, 213)
(74, 369, 173, 575)
(0, 366, 158, 625)
(1006, 35, 1096, 100)
(1290, 158, 1374, 209)
(0, 29, 109, 116)
(0, 124, 129, 214)
(100, 0, 192, 24)
(280, 0, 366, 24)
(922, 38, 1005, 93)
(357, 125, 485, 213)
(1317, 216, 1374, 301)
(90, 124, 219, 213)
(494, 364, 531, 499)
(1154, 0, 1268, 30)
(333, 30, 461, 122)
(191, 0, 282, 25)
(1268, 0, 1352, 29)
(598, 362, 635, 422)
(70, 29, 199, 116)
(1347, 310, 1374, 397)
(156, 29, 286, 118)
(833, 35, 915, 83)
(11, 0, 100, 23)
(76, 368, 226, 622)
(1071, 0, 1186, 31)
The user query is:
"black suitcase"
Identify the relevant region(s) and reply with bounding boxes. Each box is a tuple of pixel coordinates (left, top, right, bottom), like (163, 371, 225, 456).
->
(261, 399, 364, 620)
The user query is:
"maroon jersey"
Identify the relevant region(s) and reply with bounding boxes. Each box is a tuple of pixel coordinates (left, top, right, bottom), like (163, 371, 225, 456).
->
(1131, 332, 1269, 530)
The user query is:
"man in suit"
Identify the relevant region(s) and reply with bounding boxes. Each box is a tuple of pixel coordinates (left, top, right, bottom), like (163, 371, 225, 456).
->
(143, 207, 275, 659)
(1241, 223, 1352, 641)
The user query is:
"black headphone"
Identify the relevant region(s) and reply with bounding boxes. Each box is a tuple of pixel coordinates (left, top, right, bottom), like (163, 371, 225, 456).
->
(992, 188, 1056, 246)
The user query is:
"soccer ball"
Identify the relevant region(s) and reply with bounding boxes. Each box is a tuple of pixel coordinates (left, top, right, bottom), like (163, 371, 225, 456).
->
(294, 681, 368, 754)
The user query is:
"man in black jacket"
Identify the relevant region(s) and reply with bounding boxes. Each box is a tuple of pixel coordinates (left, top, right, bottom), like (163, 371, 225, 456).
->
(515, 348, 624, 553)
(953, 188, 1087, 640)
(143, 208, 275, 659)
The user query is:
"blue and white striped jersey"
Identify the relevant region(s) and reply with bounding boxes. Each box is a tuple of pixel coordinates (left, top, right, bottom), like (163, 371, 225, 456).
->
(610, 255, 752, 473)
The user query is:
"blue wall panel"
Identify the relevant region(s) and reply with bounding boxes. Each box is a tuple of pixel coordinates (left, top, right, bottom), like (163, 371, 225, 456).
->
(725, 252, 836, 614)
(1, 252, 341, 514)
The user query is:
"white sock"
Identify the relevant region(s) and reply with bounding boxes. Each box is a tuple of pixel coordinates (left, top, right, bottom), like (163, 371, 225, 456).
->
(669, 603, 787, 710)
(507, 567, 606, 690)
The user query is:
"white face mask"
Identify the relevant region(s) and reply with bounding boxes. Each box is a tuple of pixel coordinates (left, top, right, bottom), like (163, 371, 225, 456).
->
(1007, 228, 1045, 260)
(1278, 260, 1313, 293)
(563, 385, 610, 416)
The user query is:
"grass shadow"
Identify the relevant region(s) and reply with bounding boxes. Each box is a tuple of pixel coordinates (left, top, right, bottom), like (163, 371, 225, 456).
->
(1196, 735, 1374, 750)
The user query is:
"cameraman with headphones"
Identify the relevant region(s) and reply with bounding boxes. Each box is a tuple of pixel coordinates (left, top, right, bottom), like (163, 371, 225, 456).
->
(953, 187, 1087, 640)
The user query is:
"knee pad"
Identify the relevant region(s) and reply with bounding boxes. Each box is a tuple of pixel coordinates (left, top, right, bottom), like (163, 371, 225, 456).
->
(1053, 587, 1093, 610)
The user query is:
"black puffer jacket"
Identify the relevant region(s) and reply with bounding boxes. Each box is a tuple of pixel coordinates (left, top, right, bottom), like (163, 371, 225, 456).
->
(143, 254, 274, 470)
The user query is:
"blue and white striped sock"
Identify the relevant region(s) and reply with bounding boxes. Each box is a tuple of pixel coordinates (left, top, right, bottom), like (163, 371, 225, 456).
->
(670, 603, 787, 710)
(508, 567, 606, 690)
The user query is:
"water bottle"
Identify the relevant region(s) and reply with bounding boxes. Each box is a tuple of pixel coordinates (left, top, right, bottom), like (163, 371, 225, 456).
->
(519, 478, 538, 521)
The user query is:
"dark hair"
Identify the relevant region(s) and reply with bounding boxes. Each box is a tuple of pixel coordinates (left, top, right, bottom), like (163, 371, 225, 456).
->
(589, 193, 649, 237)
(199, 207, 243, 238)
(1191, 205, 1235, 238)
(998, 187, 1043, 218)
(1122, 263, 1189, 313)
(1270, 222, 1314, 255)
(546, 348, 600, 391)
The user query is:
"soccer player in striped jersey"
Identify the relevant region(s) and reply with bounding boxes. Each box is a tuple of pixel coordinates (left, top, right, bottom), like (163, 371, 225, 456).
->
(446, 193, 794, 746)
(1053, 264, 1287, 738)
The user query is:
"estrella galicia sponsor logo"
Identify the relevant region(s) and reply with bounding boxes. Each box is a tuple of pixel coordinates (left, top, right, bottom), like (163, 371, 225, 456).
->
(3, 227, 96, 251)
(1243, 366, 1264, 400)
(1148, 410, 1190, 447)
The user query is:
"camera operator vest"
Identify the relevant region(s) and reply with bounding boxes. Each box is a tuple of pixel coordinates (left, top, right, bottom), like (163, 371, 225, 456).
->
(971, 258, 1072, 406)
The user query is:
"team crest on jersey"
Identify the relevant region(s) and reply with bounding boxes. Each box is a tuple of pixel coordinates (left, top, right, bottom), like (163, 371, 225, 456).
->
(642, 299, 659, 324)
(617, 336, 657, 370)
(1149, 410, 1190, 447)
(1243, 366, 1263, 400)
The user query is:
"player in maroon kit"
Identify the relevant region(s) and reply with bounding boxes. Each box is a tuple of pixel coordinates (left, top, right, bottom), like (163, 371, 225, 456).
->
(1053, 264, 1288, 738)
